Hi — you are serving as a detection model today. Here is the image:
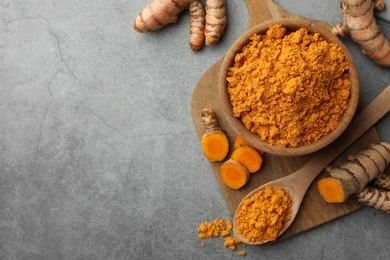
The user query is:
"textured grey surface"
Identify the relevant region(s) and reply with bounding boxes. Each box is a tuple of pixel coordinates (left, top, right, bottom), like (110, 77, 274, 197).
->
(0, 0, 389, 259)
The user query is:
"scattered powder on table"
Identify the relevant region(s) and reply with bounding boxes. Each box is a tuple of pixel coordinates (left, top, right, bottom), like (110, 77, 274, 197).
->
(197, 218, 233, 239)
(195, 218, 246, 256)
(227, 24, 351, 147)
(223, 236, 241, 250)
(235, 186, 292, 244)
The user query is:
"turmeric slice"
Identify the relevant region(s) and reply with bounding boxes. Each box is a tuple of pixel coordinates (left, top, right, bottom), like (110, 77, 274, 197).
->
(234, 136, 264, 155)
(201, 108, 229, 162)
(317, 178, 349, 203)
(318, 142, 390, 203)
(231, 145, 263, 173)
(220, 159, 250, 189)
(234, 136, 249, 148)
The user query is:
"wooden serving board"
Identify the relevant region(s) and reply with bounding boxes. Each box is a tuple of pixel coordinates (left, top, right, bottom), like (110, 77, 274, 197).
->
(190, 0, 381, 241)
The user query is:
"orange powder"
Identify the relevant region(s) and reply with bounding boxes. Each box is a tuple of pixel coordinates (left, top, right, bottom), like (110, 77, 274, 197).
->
(227, 24, 351, 147)
(197, 219, 233, 239)
(235, 186, 292, 244)
(196, 219, 247, 256)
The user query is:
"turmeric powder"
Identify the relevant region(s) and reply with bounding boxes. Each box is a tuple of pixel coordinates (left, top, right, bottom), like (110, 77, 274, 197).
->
(237, 250, 246, 256)
(223, 236, 240, 250)
(197, 219, 233, 239)
(196, 219, 248, 255)
(235, 186, 292, 244)
(227, 24, 351, 147)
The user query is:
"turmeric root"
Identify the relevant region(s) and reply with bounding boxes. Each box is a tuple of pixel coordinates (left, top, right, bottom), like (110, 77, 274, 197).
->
(220, 159, 250, 189)
(189, 0, 206, 51)
(317, 142, 390, 203)
(332, 0, 390, 66)
(205, 0, 227, 45)
(374, 173, 390, 189)
(231, 145, 263, 173)
(133, 0, 191, 32)
(201, 108, 229, 161)
(357, 187, 390, 213)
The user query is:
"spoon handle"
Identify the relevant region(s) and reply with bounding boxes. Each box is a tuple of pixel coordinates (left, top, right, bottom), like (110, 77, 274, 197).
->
(296, 84, 390, 187)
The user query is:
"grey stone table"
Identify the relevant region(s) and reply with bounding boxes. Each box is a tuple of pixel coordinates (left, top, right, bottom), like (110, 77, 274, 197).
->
(1, 0, 389, 259)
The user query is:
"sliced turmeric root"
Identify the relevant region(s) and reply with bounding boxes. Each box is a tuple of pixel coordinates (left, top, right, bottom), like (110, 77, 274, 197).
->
(317, 142, 390, 203)
(234, 136, 248, 148)
(201, 108, 229, 162)
(234, 136, 264, 155)
(220, 159, 250, 189)
(231, 145, 263, 173)
(201, 131, 229, 161)
(317, 178, 348, 203)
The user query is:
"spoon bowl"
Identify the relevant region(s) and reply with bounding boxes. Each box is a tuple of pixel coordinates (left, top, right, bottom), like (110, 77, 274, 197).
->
(233, 84, 390, 245)
(233, 163, 317, 245)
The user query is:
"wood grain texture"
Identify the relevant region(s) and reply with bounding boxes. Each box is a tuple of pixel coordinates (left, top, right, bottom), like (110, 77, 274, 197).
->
(190, 0, 381, 241)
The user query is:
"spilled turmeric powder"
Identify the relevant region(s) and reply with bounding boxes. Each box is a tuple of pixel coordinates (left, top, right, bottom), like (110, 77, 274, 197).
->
(196, 218, 247, 256)
(238, 250, 246, 256)
(235, 186, 292, 244)
(227, 24, 351, 147)
(197, 219, 233, 239)
(223, 236, 240, 250)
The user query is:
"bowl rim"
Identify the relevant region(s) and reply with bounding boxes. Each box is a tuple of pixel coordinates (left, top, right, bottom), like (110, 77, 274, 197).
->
(219, 18, 360, 156)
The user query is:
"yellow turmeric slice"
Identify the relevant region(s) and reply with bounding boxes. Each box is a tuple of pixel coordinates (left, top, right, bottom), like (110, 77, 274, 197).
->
(234, 136, 248, 148)
(317, 178, 347, 203)
(234, 136, 264, 155)
(231, 145, 263, 173)
(220, 159, 249, 189)
(201, 108, 229, 162)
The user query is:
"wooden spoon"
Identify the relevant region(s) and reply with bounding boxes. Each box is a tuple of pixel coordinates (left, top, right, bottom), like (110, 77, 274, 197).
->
(234, 84, 390, 245)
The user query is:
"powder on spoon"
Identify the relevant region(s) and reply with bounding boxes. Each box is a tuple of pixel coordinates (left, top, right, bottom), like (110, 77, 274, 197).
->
(235, 185, 292, 244)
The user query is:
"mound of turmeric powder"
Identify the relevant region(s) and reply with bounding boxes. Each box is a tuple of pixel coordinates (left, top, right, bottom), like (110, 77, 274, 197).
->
(227, 24, 351, 147)
(235, 186, 292, 244)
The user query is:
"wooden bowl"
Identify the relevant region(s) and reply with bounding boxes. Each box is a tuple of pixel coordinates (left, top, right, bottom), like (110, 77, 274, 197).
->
(219, 18, 359, 156)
